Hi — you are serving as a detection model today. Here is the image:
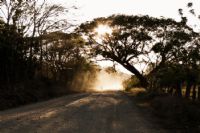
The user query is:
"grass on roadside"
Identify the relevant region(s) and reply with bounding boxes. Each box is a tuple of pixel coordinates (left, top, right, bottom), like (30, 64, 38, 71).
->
(126, 88, 200, 132)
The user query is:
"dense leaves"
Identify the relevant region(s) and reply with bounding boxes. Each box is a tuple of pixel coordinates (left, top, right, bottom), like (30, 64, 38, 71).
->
(77, 15, 196, 88)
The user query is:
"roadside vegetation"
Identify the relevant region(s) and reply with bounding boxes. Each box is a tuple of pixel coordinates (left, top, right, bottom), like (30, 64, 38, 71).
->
(0, 0, 98, 110)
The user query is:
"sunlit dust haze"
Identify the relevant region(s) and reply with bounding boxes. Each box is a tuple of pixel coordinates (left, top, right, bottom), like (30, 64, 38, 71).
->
(68, 67, 130, 92)
(92, 70, 130, 92)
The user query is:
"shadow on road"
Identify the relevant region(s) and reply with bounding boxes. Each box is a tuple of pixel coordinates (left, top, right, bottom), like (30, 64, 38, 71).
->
(0, 92, 170, 133)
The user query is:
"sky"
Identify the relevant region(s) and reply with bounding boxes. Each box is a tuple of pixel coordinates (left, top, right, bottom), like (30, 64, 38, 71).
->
(49, 0, 200, 74)
(51, 0, 200, 24)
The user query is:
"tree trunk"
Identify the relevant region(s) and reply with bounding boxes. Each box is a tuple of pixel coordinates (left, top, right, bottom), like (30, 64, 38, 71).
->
(168, 87, 174, 95)
(120, 61, 148, 88)
(198, 86, 200, 101)
(185, 81, 192, 99)
(192, 84, 197, 101)
(39, 37, 43, 73)
(176, 83, 182, 97)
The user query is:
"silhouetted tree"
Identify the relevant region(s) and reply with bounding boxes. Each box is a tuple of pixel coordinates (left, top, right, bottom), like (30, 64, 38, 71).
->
(77, 15, 195, 88)
(40, 32, 86, 81)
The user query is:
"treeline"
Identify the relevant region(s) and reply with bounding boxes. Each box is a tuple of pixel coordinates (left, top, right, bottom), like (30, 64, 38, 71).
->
(0, 0, 96, 110)
(147, 3, 200, 100)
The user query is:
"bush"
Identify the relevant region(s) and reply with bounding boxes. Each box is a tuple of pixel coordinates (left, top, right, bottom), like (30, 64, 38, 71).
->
(151, 95, 200, 128)
(0, 77, 74, 110)
(135, 90, 167, 101)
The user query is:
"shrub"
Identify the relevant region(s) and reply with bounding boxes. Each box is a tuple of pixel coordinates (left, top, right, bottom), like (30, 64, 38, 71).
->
(151, 95, 200, 128)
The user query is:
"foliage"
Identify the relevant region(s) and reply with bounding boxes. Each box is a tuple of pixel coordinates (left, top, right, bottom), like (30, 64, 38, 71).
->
(0, 0, 97, 110)
(151, 95, 200, 129)
(77, 14, 195, 87)
(147, 2, 200, 98)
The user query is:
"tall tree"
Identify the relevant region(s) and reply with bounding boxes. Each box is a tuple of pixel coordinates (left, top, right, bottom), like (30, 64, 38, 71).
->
(77, 15, 194, 87)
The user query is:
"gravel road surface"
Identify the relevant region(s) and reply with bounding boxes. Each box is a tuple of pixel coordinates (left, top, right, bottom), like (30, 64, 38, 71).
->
(0, 92, 169, 133)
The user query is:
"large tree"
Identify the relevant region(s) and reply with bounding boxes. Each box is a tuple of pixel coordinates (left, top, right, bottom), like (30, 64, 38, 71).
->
(77, 15, 195, 87)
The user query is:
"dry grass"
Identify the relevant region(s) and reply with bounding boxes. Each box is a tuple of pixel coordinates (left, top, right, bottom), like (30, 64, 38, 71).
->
(127, 90, 200, 131)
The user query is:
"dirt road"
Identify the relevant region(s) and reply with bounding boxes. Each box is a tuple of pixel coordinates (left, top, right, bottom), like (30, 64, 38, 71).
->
(0, 92, 169, 133)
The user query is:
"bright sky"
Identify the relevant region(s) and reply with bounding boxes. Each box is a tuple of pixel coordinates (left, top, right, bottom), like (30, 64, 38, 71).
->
(50, 0, 200, 74)
(52, 0, 200, 24)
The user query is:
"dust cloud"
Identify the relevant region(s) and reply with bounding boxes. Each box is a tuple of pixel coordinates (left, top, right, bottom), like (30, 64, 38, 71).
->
(92, 70, 128, 91)
(70, 68, 130, 92)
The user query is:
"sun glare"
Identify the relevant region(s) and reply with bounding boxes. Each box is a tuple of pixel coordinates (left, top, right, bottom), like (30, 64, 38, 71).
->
(92, 70, 125, 92)
(95, 83, 123, 92)
(94, 24, 112, 36)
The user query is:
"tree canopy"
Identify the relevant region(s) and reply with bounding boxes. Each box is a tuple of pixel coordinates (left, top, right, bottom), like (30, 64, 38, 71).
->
(77, 14, 197, 87)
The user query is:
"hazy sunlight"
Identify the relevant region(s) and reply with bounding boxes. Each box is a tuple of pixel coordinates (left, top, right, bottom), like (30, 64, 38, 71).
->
(92, 70, 125, 92)
(95, 83, 123, 92)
